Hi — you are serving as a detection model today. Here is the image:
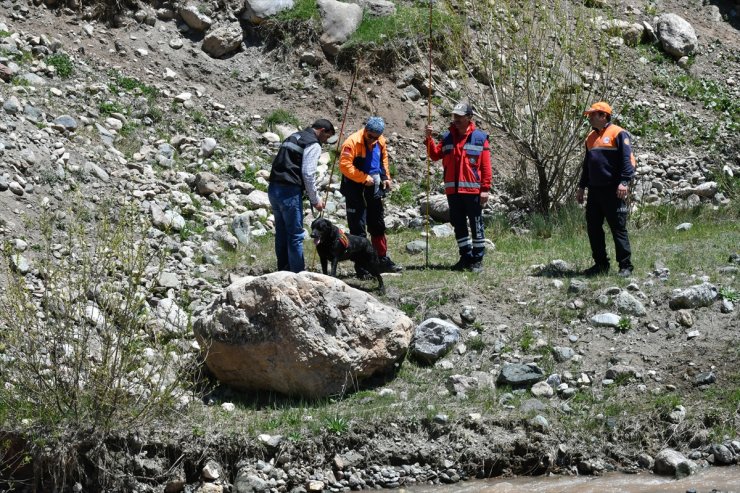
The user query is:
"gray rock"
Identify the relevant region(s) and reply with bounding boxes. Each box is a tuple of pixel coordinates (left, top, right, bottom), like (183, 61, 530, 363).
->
(605, 364, 637, 381)
(497, 363, 545, 388)
(711, 444, 735, 465)
(653, 449, 698, 478)
(418, 195, 449, 222)
(158, 143, 175, 159)
(10, 254, 30, 274)
(155, 299, 189, 335)
(403, 85, 421, 101)
(3, 95, 20, 114)
(552, 346, 575, 362)
(18, 73, 46, 85)
(615, 290, 646, 316)
(655, 13, 698, 58)
(675, 222, 692, 231)
(242, 0, 294, 22)
(590, 313, 621, 328)
(446, 374, 478, 396)
(405, 240, 426, 255)
(157, 272, 180, 289)
(460, 305, 476, 323)
(9, 181, 24, 196)
(520, 398, 548, 413)
(202, 23, 242, 58)
(53, 115, 78, 131)
(668, 283, 718, 310)
(245, 190, 270, 209)
(234, 470, 269, 493)
(694, 371, 716, 386)
(410, 318, 461, 364)
(568, 279, 588, 293)
(194, 171, 225, 195)
(530, 414, 549, 430)
(431, 224, 454, 238)
(720, 300, 734, 313)
(351, 0, 396, 16)
(84, 162, 110, 182)
(530, 381, 554, 398)
(180, 4, 213, 31)
(317, 0, 363, 55)
(232, 213, 252, 244)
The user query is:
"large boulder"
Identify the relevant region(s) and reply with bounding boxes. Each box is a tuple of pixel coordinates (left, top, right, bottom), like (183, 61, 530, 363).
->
(655, 13, 698, 58)
(202, 23, 243, 58)
(317, 0, 363, 56)
(193, 272, 413, 397)
(243, 0, 294, 23)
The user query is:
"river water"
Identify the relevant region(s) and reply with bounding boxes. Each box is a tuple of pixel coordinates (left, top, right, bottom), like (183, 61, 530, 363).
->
(405, 467, 740, 492)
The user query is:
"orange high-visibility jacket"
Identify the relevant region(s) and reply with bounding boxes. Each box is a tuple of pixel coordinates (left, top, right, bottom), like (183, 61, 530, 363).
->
(339, 128, 391, 184)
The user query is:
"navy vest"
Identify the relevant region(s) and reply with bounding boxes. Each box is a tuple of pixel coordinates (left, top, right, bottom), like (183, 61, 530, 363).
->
(269, 128, 319, 187)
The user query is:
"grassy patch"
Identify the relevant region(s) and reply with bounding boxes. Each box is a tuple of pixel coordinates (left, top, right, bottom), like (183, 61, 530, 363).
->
(108, 70, 159, 98)
(276, 0, 319, 21)
(45, 53, 74, 78)
(264, 108, 301, 132)
(348, 5, 461, 45)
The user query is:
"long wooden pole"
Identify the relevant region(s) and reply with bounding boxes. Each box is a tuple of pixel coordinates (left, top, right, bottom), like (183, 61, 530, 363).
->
(425, 1, 434, 269)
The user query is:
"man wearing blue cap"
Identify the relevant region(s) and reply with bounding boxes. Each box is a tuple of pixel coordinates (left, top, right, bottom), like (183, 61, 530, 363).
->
(339, 116, 403, 275)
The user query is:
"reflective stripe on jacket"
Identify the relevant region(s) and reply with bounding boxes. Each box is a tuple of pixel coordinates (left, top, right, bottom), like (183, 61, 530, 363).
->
(426, 122, 492, 195)
(579, 123, 636, 188)
(339, 128, 390, 184)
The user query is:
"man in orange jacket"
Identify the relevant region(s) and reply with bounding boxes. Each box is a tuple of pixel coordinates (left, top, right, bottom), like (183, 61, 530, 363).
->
(577, 101, 636, 277)
(426, 103, 492, 273)
(339, 116, 402, 275)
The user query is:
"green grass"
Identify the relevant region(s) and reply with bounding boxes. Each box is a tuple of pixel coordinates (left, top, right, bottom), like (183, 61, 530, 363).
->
(45, 53, 74, 78)
(264, 108, 301, 132)
(276, 0, 319, 21)
(108, 70, 159, 98)
(348, 5, 462, 45)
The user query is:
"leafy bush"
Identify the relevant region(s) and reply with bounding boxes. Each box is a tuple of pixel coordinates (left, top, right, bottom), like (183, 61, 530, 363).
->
(0, 201, 198, 442)
(45, 53, 74, 78)
(108, 70, 159, 98)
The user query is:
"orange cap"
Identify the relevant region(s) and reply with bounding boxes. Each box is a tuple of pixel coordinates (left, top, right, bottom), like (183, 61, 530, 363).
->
(583, 101, 612, 116)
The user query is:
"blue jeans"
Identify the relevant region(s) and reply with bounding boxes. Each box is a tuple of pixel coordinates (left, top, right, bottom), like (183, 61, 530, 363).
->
(268, 183, 305, 273)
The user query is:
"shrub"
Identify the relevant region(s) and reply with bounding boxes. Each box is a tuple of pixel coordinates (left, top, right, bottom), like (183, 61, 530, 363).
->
(45, 53, 74, 78)
(0, 201, 199, 445)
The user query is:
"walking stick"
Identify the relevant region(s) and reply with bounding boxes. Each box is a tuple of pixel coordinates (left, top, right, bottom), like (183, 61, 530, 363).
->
(424, 0, 434, 269)
(309, 61, 360, 271)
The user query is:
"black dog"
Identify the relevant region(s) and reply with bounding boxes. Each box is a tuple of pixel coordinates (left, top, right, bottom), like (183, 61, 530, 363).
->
(310, 218, 384, 293)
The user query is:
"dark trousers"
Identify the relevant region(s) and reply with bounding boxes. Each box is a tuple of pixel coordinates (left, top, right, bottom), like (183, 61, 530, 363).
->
(585, 187, 633, 269)
(343, 181, 387, 256)
(447, 193, 485, 263)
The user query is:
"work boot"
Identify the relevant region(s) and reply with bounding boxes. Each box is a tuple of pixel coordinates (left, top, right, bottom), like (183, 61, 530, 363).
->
(379, 256, 402, 273)
(450, 258, 468, 271)
(582, 264, 609, 277)
(618, 267, 634, 278)
(469, 261, 483, 274)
